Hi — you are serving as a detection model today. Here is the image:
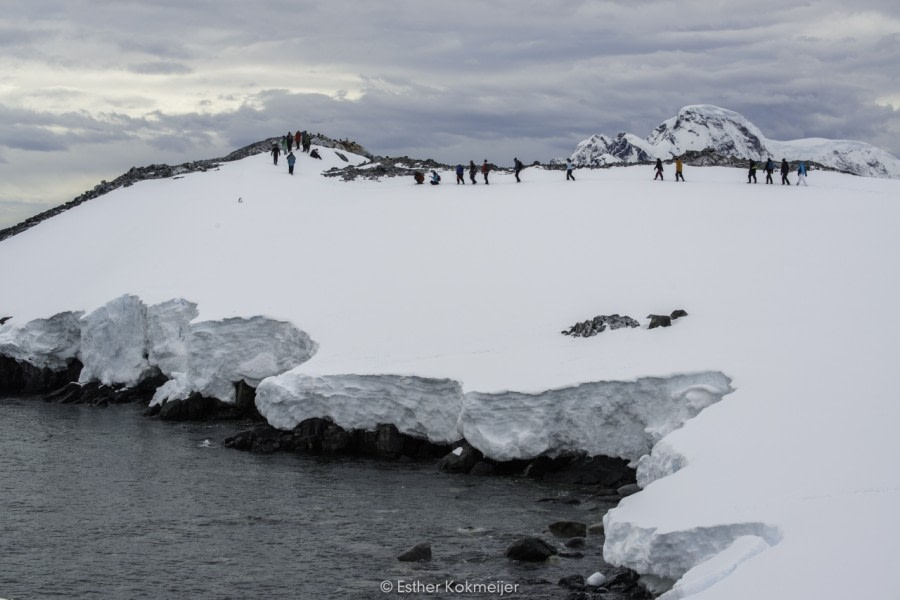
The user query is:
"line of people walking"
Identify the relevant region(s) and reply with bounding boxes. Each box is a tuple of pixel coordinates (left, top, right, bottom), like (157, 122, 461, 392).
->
(747, 158, 808, 186)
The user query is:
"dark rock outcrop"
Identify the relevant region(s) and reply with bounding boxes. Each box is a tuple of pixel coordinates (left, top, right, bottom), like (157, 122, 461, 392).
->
(647, 314, 672, 329)
(671, 309, 688, 320)
(0, 357, 83, 396)
(224, 419, 452, 459)
(505, 537, 558, 562)
(39, 369, 167, 406)
(561, 314, 640, 338)
(397, 542, 432, 562)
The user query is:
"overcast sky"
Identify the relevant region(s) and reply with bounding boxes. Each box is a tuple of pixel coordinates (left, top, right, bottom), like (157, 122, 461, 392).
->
(1, 0, 898, 228)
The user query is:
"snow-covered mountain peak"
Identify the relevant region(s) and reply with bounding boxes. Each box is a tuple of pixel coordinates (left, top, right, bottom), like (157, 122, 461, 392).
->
(569, 105, 900, 178)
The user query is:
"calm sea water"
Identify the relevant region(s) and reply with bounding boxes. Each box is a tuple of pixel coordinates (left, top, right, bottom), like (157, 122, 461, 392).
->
(0, 397, 620, 600)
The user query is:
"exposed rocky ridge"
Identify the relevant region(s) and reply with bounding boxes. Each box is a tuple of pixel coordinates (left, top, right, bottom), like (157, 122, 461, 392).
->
(0, 134, 373, 243)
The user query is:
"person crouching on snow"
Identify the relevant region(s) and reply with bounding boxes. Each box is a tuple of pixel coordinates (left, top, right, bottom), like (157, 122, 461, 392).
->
(430, 170, 441, 185)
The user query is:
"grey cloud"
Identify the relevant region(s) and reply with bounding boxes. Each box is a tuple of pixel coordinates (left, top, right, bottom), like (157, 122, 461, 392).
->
(127, 61, 194, 75)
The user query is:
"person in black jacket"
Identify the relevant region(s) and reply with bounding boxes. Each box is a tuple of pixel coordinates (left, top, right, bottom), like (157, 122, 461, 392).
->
(765, 158, 775, 184)
(469, 161, 478, 184)
(654, 158, 664, 180)
(747, 159, 757, 184)
(514, 157, 524, 182)
(780, 159, 791, 185)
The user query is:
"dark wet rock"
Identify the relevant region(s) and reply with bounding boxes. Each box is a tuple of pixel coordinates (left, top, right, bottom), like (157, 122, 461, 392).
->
(587, 523, 605, 535)
(468, 461, 496, 476)
(37, 368, 165, 407)
(558, 551, 585, 559)
(647, 314, 672, 329)
(533, 455, 635, 488)
(0, 357, 83, 396)
(562, 498, 582, 505)
(397, 542, 432, 562)
(548, 521, 587, 539)
(617, 483, 642, 497)
(505, 537, 558, 562)
(592, 488, 619, 497)
(671, 309, 688, 320)
(438, 442, 482, 474)
(159, 393, 223, 421)
(558, 575, 585, 589)
(562, 313, 640, 338)
(0, 316, 11, 325)
(600, 568, 653, 598)
(225, 418, 452, 460)
(564, 537, 586, 549)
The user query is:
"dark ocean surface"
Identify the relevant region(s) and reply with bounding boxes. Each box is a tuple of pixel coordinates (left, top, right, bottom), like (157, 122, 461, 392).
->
(0, 397, 622, 599)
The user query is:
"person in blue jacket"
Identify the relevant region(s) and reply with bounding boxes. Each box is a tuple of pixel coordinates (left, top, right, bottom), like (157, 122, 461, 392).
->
(765, 158, 775, 184)
(430, 170, 441, 185)
(455, 164, 465, 184)
(796, 161, 808, 186)
(286, 151, 296, 175)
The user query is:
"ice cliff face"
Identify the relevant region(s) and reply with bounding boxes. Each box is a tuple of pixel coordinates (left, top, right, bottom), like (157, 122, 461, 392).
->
(460, 373, 733, 463)
(0, 311, 83, 370)
(256, 373, 464, 444)
(568, 104, 900, 178)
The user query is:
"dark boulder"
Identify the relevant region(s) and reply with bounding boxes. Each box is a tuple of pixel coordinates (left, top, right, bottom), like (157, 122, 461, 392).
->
(548, 521, 587, 539)
(564, 537, 586, 549)
(505, 537, 558, 562)
(438, 443, 481, 474)
(617, 484, 641, 497)
(0, 357, 83, 396)
(670, 309, 688, 320)
(468, 461, 496, 476)
(558, 575, 585, 589)
(397, 542, 432, 562)
(647, 314, 672, 329)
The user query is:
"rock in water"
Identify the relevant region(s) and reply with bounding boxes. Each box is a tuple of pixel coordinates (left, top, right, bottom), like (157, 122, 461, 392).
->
(548, 521, 587, 538)
(505, 537, 557, 562)
(397, 542, 432, 562)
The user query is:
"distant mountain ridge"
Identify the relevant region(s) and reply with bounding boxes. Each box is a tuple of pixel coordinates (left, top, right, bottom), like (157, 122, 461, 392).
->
(567, 105, 900, 178)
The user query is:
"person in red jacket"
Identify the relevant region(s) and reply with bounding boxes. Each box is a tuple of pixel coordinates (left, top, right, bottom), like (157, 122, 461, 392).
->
(482, 160, 490, 185)
(294, 131, 302, 150)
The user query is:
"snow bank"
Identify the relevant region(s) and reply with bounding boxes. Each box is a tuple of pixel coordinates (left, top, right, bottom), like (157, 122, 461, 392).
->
(0, 310, 83, 370)
(256, 372, 463, 444)
(460, 373, 733, 462)
(656, 536, 774, 600)
(157, 316, 318, 405)
(146, 298, 198, 376)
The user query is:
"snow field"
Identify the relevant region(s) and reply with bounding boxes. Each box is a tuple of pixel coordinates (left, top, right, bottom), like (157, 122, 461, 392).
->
(2, 146, 900, 599)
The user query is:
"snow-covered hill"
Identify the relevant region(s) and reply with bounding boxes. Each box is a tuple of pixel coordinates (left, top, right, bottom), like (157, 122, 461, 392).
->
(570, 105, 900, 178)
(2, 145, 900, 600)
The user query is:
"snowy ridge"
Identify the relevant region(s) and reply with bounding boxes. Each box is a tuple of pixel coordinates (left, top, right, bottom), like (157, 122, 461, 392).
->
(569, 104, 900, 178)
